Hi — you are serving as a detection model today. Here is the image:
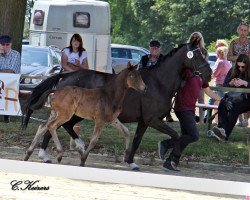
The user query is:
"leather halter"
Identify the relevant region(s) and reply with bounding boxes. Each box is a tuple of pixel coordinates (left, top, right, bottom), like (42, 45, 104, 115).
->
(186, 44, 208, 77)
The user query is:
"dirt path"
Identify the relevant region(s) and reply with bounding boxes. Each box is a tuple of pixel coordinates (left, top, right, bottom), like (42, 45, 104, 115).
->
(0, 146, 249, 199)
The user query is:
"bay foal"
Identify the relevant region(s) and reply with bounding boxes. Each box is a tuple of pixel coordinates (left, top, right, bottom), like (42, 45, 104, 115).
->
(24, 63, 146, 166)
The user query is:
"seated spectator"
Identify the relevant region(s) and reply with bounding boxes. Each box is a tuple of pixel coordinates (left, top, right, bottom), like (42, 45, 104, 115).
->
(227, 22, 250, 127)
(209, 54, 250, 141)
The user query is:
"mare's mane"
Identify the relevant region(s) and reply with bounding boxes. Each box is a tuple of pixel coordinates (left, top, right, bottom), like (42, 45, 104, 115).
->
(161, 43, 186, 62)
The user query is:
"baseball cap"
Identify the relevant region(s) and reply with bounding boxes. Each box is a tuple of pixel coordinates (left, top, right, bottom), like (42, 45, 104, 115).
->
(0, 35, 12, 44)
(149, 40, 161, 47)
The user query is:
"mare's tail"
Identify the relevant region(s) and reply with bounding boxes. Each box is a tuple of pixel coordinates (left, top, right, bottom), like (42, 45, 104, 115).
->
(22, 72, 71, 129)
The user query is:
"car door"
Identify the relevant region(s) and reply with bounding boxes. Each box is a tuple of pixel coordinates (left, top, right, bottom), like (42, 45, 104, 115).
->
(111, 48, 132, 73)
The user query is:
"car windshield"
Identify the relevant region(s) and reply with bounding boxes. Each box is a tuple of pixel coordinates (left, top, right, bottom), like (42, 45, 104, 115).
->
(21, 49, 49, 67)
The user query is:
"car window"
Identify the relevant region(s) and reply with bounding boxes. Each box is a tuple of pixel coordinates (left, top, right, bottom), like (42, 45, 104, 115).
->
(111, 48, 131, 59)
(50, 49, 60, 65)
(22, 49, 49, 67)
(131, 49, 147, 60)
(208, 55, 217, 62)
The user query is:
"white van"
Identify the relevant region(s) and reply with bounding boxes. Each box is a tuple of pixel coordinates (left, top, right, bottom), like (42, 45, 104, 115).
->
(29, 0, 112, 73)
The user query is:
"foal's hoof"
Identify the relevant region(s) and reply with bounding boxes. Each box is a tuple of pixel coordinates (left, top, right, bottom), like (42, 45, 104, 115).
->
(80, 162, 85, 167)
(44, 160, 52, 163)
(129, 163, 140, 171)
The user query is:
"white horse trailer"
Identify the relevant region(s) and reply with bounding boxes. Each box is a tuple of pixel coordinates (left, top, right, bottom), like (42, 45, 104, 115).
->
(29, 0, 112, 73)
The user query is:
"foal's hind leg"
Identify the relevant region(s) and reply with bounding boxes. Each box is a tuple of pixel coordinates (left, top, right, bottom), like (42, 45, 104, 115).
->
(80, 120, 105, 166)
(24, 123, 49, 161)
(111, 118, 130, 155)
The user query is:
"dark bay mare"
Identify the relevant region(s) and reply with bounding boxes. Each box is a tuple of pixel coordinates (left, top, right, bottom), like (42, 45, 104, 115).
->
(23, 41, 212, 170)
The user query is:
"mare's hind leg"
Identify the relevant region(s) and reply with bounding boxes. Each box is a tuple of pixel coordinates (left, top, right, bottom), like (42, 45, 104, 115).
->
(111, 118, 130, 156)
(124, 120, 148, 170)
(24, 123, 49, 161)
(80, 120, 105, 167)
(63, 117, 85, 158)
(66, 116, 84, 150)
(38, 131, 52, 163)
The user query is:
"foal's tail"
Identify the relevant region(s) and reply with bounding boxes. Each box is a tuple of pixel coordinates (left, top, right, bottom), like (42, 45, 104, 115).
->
(22, 72, 71, 129)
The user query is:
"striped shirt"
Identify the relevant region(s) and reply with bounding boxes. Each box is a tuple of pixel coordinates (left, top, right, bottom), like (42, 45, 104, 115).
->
(0, 49, 21, 73)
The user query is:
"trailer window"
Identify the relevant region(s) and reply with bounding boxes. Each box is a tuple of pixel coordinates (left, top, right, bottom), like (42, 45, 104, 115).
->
(73, 12, 90, 28)
(33, 10, 45, 26)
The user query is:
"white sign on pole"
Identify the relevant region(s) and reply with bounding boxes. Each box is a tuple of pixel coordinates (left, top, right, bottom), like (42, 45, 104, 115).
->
(0, 73, 22, 116)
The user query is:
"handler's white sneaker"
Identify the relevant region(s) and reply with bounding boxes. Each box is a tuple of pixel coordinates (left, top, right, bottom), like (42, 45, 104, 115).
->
(212, 126, 226, 142)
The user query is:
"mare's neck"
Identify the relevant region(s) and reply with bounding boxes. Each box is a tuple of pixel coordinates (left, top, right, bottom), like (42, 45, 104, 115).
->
(156, 48, 185, 89)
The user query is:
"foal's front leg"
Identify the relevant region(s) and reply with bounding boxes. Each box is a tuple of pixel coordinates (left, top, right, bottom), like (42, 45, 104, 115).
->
(80, 120, 105, 166)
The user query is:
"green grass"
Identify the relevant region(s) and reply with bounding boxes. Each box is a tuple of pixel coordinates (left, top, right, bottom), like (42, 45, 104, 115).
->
(0, 106, 249, 166)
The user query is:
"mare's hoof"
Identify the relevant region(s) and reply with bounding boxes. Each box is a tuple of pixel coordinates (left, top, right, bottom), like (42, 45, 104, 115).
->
(24, 156, 29, 161)
(57, 156, 62, 163)
(80, 163, 85, 167)
(44, 160, 52, 163)
(129, 163, 140, 171)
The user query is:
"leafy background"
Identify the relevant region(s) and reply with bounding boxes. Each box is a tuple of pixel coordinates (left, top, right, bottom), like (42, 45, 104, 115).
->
(24, 0, 250, 53)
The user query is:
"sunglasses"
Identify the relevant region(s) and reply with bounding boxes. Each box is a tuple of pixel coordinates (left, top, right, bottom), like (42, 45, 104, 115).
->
(238, 65, 245, 69)
(0, 43, 10, 46)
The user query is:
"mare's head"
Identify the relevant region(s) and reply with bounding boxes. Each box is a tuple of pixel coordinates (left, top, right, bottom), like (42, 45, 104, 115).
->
(126, 62, 147, 92)
(182, 40, 212, 82)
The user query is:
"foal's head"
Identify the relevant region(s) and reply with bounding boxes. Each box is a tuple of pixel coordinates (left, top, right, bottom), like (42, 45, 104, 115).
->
(126, 62, 147, 92)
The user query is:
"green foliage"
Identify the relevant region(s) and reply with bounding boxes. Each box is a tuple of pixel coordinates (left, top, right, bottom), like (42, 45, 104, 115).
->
(104, 0, 249, 52)
(24, 0, 249, 51)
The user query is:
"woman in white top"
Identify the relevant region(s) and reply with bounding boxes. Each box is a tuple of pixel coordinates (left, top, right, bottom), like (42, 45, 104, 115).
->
(61, 33, 89, 149)
(62, 33, 89, 72)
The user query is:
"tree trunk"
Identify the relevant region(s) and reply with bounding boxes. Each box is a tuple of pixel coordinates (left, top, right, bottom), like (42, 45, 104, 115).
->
(0, 0, 27, 53)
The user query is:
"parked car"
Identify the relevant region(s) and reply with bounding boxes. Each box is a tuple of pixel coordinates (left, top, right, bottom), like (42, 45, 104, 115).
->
(111, 44, 149, 73)
(20, 45, 62, 90)
(208, 52, 217, 70)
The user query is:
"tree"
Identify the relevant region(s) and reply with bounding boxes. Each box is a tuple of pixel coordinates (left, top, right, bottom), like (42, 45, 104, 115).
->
(0, 0, 27, 52)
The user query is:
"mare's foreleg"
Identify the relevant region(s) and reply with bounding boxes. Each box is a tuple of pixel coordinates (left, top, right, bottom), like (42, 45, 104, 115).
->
(24, 123, 49, 161)
(80, 120, 104, 167)
(148, 118, 180, 158)
(111, 118, 130, 155)
(124, 120, 148, 170)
